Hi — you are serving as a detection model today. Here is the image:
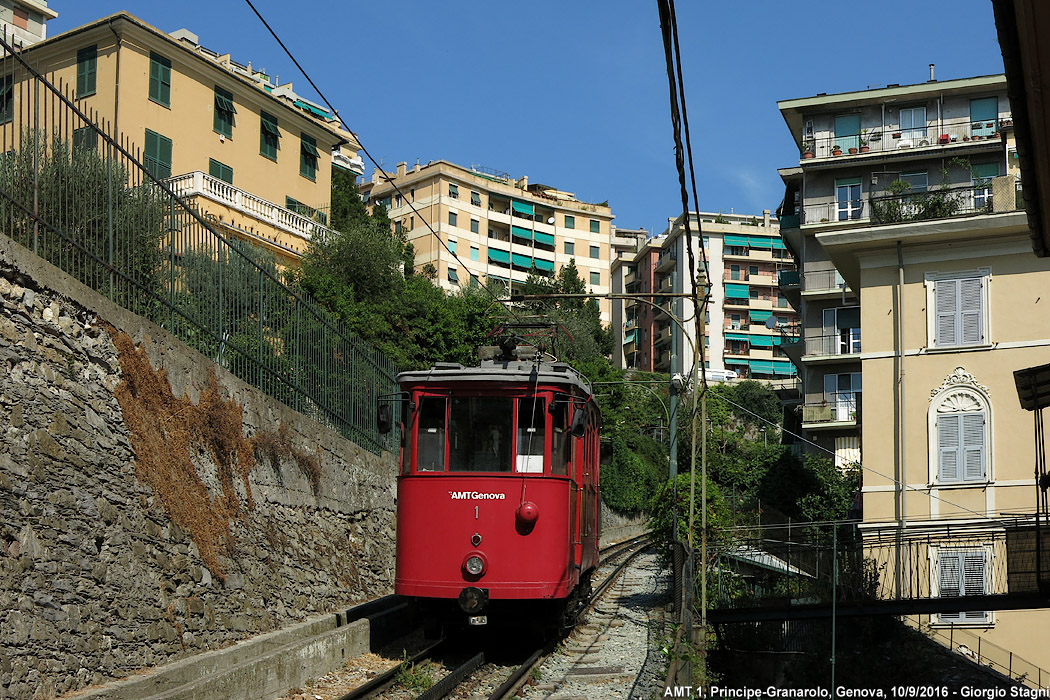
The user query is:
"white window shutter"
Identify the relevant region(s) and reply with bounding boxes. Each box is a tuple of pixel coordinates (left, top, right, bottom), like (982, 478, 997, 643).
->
(962, 413, 986, 481)
(937, 414, 961, 482)
(962, 551, 989, 622)
(959, 278, 983, 344)
(936, 279, 958, 346)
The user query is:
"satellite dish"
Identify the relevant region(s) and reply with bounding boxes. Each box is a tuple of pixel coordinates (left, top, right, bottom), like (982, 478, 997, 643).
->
(764, 316, 778, 329)
(547, 217, 555, 224)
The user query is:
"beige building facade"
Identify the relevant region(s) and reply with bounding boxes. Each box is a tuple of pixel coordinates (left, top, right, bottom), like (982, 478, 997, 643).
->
(5, 12, 361, 264)
(780, 74, 1050, 672)
(362, 160, 615, 321)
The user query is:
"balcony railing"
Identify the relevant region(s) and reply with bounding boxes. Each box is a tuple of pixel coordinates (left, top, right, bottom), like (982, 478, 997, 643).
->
(801, 396, 858, 424)
(168, 171, 337, 245)
(800, 331, 861, 357)
(869, 181, 1004, 225)
(800, 269, 847, 293)
(800, 116, 1010, 160)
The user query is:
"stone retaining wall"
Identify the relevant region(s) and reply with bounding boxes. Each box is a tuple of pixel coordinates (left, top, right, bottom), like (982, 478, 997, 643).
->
(0, 235, 397, 700)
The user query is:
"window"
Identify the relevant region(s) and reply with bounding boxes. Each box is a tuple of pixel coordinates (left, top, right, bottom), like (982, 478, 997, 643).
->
(208, 158, 233, 184)
(448, 183, 459, 199)
(936, 548, 990, 624)
(590, 219, 600, 233)
(970, 97, 998, 138)
(260, 111, 279, 160)
(749, 288, 759, 300)
(822, 306, 861, 355)
(448, 396, 513, 472)
(395, 220, 403, 234)
(73, 126, 97, 153)
(836, 177, 863, 221)
(730, 265, 741, 280)
(564, 241, 575, 255)
(470, 218, 479, 234)
(77, 46, 97, 98)
(448, 267, 459, 284)
(972, 163, 999, 210)
(148, 53, 171, 107)
(144, 129, 172, 179)
(899, 106, 927, 140)
(12, 6, 28, 29)
(213, 86, 236, 138)
(469, 245, 480, 261)
(590, 271, 600, 285)
(417, 397, 447, 472)
(936, 412, 986, 483)
(927, 270, 988, 348)
(449, 240, 457, 254)
(0, 75, 13, 124)
(565, 215, 575, 229)
(749, 265, 759, 276)
(901, 170, 928, 193)
(589, 245, 599, 259)
(516, 397, 546, 473)
(449, 211, 457, 227)
(300, 133, 318, 180)
(823, 372, 861, 422)
(471, 191, 481, 206)
(395, 194, 402, 208)
(834, 114, 860, 151)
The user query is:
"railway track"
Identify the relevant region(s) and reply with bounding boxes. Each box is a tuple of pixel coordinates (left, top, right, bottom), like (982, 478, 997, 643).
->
(327, 534, 653, 700)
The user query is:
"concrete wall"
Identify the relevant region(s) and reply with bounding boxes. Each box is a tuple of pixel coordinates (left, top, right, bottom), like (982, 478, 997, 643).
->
(0, 233, 396, 700)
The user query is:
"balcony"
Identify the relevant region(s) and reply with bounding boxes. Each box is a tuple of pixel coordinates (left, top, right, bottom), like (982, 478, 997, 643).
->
(656, 250, 676, 272)
(658, 275, 674, 293)
(167, 171, 336, 247)
(800, 269, 849, 296)
(801, 395, 860, 429)
(624, 269, 637, 286)
(778, 269, 801, 308)
(869, 178, 1018, 225)
(654, 325, 672, 347)
(799, 116, 1010, 161)
(795, 331, 861, 362)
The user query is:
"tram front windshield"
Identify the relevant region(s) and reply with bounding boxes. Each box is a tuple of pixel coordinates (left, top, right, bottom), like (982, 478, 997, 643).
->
(416, 396, 547, 472)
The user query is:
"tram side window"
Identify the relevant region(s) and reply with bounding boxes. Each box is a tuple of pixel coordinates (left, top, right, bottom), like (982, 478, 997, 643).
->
(417, 397, 447, 472)
(551, 401, 570, 476)
(400, 399, 411, 475)
(449, 397, 512, 472)
(516, 397, 546, 473)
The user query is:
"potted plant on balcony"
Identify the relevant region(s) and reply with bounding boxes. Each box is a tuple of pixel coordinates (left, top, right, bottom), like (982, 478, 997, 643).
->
(802, 138, 815, 159)
(831, 144, 843, 156)
(859, 131, 870, 153)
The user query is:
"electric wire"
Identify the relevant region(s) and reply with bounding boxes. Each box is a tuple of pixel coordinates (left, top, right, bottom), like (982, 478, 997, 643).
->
(242, 0, 526, 325)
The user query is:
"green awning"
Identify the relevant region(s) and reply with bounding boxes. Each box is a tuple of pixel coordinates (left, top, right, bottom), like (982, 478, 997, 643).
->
(488, 249, 510, 264)
(773, 361, 797, 375)
(512, 201, 534, 215)
(534, 231, 555, 246)
(487, 275, 508, 283)
(771, 238, 787, 250)
(511, 226, 533, 241)
(448, 268, 459, 283)
(725, 333, 750, 342)
(300, 140, 320, 158)
(724, 234, 751, 247)
(533, 257, 555, 272)
(293, 99, 329, 118)
(772, 335, 785, 346)
(449, 183, 459, 196)
(750, 360, 775, 374)
(512, 253, 533, 268)
(623, 329, 637, 344)
(215, 93, 237, 113)
(748, 236, 773, 248)
(261, 118, 280, 137)
(749, 335, 774, 347)
(725, 283, 750, 298)
(471, 191, 481, 206)
(749, 310, 773, 322)
(724, 358, 749, 366)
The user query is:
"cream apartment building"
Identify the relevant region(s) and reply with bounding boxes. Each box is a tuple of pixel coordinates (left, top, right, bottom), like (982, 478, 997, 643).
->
(779, 73, 1050, 671)
(362, 160, 616, 322)
(3, 12, 362, 264)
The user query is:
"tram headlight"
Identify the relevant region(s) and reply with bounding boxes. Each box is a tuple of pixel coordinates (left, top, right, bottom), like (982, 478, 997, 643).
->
(465, 555, 484, 575)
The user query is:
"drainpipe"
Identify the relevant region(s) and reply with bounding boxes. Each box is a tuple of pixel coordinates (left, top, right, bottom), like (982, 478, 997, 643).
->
(896, 240, 907, 598)
(107, 19, 121, 137)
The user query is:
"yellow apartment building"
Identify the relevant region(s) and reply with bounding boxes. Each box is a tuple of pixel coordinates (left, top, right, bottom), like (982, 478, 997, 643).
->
(3, 11, 362, 264)
(362, 160, 616, 322)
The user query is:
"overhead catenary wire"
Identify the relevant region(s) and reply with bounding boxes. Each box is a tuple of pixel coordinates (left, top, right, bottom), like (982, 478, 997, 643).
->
(241, 0, 525, 324)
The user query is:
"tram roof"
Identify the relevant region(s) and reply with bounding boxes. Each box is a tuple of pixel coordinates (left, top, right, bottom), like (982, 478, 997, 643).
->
(397, 359, 594, 397)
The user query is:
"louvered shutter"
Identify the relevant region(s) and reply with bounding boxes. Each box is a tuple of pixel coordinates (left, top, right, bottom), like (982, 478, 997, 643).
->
(959, 278, 983, 345)
(962, 413, 986, 480)
(936, 279, 958, 346)
(939, 551, 962, 621)
(937, 414, 961, 482)
(962, 551, 989, 622)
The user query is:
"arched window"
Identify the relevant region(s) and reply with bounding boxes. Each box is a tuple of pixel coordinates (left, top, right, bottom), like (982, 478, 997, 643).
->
(928, 368, 991, 485)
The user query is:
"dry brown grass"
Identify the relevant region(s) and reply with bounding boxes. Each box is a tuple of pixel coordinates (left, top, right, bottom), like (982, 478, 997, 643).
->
(108, 326, 257, 581)
(254, 423, 322, 496)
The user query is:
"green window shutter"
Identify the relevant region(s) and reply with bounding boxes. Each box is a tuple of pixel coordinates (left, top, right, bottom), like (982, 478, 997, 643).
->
(300, 133, 318, 179)
(260, 111, 279, 160)
(209, 158, 233, 184)
(149, 53, 171, 106)
(0, 75, 12, 124)
(77, 46, 97, 97)
(470, 191, 481, 206)
(73, 126, 97, 153)
(564, 215, 575, 229)
(144, 129, 172, 179)
(213, 86, 235, 138)
(590, 219, 599, 233)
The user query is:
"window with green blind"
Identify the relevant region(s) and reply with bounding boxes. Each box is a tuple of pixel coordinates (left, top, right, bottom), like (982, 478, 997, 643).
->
(149, 53, 171, 107)
(209, 158, 233, 184)
(73, 126, 97, 153)
(76, 46, 96, 98)
(260, 111, 279, 160)
(590, 219, 599, 233)
(565, 215, 575, 229)
(213, 86, 236, 137)
(300, 133, 318, 180)
(144, 129, 172, 179)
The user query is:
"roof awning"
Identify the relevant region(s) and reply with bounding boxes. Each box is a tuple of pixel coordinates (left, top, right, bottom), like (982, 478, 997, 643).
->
(533, 257, 555, 272)
(511, 226, 533, 241)
(724, 234, 750, 247)
(488, 249, 510, 264)
(749, 334, 774, 347)
(773, 361, 797, 375)
(748, 236, 773, 248)
(534, 231, 555, 246)
(725, 358, 749, 366)
(512, 200, 534, 215)
(726, 283, 750, 298)
(750, 360, 775, 374)
(725, 333, 750, 342)
(293, 99, 329, 118)
(512, 253, 533, 268)
(749, 309, 773, 322)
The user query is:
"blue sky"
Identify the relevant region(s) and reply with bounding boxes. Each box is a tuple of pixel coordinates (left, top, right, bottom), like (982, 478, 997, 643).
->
(51, 1, 1005, 234)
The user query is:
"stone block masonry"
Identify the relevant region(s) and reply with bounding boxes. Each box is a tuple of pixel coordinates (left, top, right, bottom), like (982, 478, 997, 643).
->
(0, 233, 397, 700)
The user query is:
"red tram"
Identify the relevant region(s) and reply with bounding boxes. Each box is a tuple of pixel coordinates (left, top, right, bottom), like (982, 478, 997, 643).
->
(378, 340, 601, 632)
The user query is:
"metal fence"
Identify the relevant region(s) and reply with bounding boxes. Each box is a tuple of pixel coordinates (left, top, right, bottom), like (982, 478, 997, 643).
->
(665, 540, 695, 689)
(0, 32, 396, 454)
